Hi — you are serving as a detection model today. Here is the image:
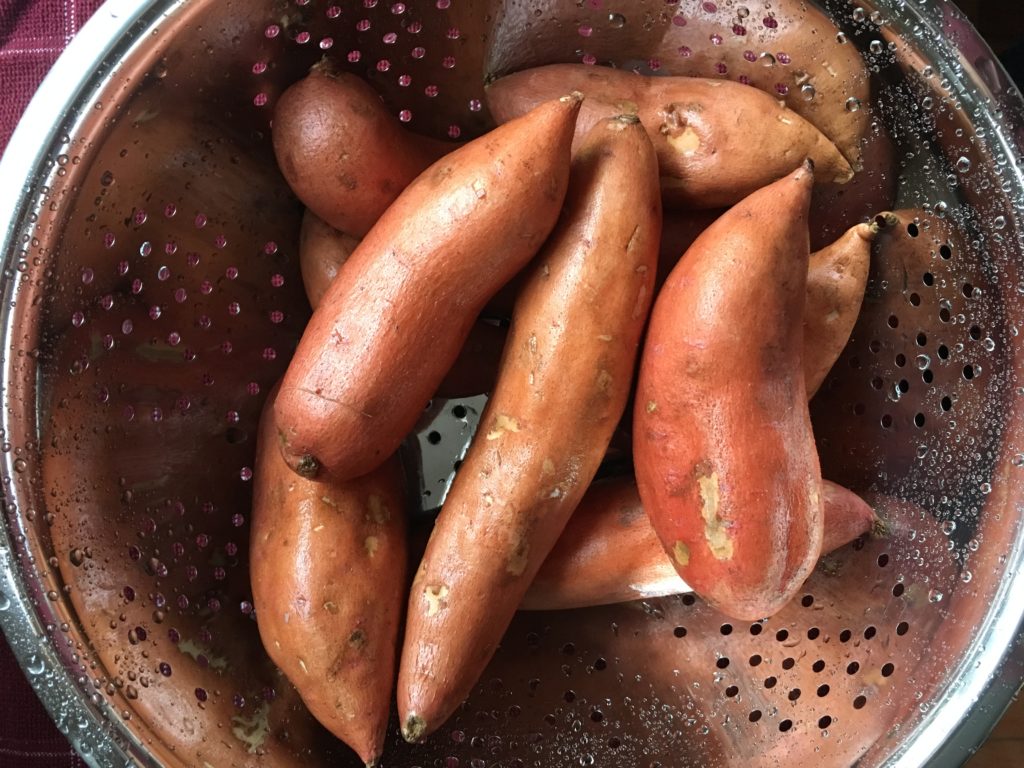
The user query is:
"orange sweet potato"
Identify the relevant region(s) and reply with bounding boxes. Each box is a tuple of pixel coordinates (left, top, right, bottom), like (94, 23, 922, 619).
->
(273, 65, 450, 238)
(274, 94, 581, 481)
(299, 209, 505, 399)
(397, 114, 661, 742)
(523, 477, 876, 610)
(634, 162, 822, 621)
(485, 64, 852, 208)
(299, 209, 360, 310)
(251, 388, 407, 767)
(804, 219, 886, 397)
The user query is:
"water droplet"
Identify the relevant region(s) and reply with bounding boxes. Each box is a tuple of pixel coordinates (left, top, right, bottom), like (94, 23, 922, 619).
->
(852, 7, 866, 22)
(0, 592, 11, 611)
(941, 520, 956, 535)
(927, 589, 944, 603)
(980, 482, 992, 494)
(26, 654, 45, 675)
(916, 354, 931, 370)
(956, 156, 971, 173)
(759, 52, 775, 67)
(961, 570, 973, 583)
(608, 13, 626, 28)
(800, 83, 816, 100)
(869, 40, 884, 55)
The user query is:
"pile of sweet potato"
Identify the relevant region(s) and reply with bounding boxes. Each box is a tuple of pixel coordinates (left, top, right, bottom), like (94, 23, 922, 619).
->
(252, 46, 913, 767)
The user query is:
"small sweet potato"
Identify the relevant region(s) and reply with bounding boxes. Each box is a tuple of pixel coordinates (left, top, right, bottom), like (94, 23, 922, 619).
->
(523, 477, 875, 611)
(485, 64, 852, 208)
(299, 209, 360, 310)
(634, 162, 822, 621)
(273, 65, 450, 237)
(398, 114, 661, 742)
(274, 94, 581, 481)
(251, 387, 407, 767)
(804, 220, 885, 397)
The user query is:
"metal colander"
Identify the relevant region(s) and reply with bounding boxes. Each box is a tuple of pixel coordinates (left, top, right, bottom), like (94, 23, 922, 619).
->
(1, 0, 1023, 766)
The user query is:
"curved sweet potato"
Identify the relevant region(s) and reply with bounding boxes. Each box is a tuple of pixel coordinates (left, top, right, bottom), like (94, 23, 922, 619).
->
(486, 64, 852, 208)
(804, 220, 884, 397)
(398, 114, 661, 742)
(275, 94, 581, 481)
(523, 476, 876, 610)
(251, 388, 407, 767)
(634, 162, 822, 621)
(273, 65, 450, 238)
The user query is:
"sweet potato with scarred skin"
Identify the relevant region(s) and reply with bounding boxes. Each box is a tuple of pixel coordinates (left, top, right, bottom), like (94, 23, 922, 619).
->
(398, 114, 661, 742)
(634, 162, 822, 621)
(523, 476, 876, 610)
(273, 65, 450, 238)
(251, 387, 407, 768)
(275, 94, 581, 481)
(486, 64, 852, 208)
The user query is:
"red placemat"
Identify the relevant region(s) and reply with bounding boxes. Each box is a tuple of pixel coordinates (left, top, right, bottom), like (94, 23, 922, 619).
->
(1, 6, 104, 765)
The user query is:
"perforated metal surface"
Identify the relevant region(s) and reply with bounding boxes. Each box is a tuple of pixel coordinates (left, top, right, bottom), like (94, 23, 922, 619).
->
(0, 0, 1022, 766)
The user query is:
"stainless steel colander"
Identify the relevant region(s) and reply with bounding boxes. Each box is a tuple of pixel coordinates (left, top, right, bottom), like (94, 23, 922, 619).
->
(1, 0, 1023, 766)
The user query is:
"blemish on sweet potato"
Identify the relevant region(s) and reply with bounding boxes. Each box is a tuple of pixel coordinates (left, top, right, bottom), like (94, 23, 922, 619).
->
(673, 540, 691, 567)
(423, 585, 450, 617)
(699, 473, 734, 560)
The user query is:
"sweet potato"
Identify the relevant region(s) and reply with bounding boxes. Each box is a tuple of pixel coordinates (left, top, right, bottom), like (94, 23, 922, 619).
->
(299, 209, 506, 398)
(273, 65, 450, 238)
(274, 94, 581, 481)
(812, 210, 991, 493)
(652, 0, 870, 168)
(634, 162, 822, 621)
(299, 209, 361, 310)
(804, 220, 885, 397)
(485, 64, 852, 208)
(523, 477, 875, 610)
(251, 387, 407, 767)
(397, 114, 661, 742)
(42, 309, 342, 767)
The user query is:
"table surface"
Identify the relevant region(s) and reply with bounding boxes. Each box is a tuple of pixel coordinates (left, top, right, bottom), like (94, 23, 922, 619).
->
(0, 1, 1022, 766)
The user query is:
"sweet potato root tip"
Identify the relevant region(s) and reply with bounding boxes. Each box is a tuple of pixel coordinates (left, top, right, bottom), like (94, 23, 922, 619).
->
(402, 715, 428, 744)
(295, 454, 320, 479)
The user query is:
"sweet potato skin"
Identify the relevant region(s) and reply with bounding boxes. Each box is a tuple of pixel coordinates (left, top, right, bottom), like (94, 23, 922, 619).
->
(523, 477, 874, 610)
(397, 115, 661, 742)
(485, 65, 852, 208)
(272, 67, 449, 238)
(299, 209, 360, 310)
(634, 163, 823, 621)
(274, 95, 581, 481)
(299, 209, 506, 399)
(251, 387, 407, 767)
(804, 221, 879, 397)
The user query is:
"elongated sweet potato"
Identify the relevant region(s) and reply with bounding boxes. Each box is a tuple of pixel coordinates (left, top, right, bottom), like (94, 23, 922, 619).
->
(398, 114, 661, 742)
(273, 65, 450, 238)
(485, 64, 852, 208)
(251, 387, 407, 767)
(634, 162, 822, 621)
(299, 209, 506, 398)
(275, 94, 581, 481)
(523, 477, 876, 610)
